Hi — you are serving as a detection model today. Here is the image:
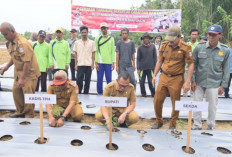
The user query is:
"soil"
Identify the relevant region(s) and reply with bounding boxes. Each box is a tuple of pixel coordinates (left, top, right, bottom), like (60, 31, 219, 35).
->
(142, 144, 155, 151)
(34, 137, 48, 144)
(71, 139, 83, 146)
(0, 135, 13, 141)
(19, 121, 31, 125)
(217, 147, 231, 154)
(106, 143, 118, 151)
(1, 48, 232, 130)
(182, 146, 195, 154)
(81, 126, 91, 130)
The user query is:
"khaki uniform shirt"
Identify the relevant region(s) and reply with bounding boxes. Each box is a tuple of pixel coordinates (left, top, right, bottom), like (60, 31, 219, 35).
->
(47, 80, 80, 108)
(6, 34, 40, 81)
(103, 81, 136, 110)
(159, 40, 193, 75)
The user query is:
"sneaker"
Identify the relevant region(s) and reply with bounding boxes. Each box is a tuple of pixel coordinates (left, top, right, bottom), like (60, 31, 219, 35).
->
(191, 125, 202, 130)
(207, 125, 215, 130)
(151, 123, 163, 129)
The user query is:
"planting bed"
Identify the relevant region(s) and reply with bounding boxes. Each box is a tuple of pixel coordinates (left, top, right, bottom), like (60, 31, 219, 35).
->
(0, 118, 232, 157)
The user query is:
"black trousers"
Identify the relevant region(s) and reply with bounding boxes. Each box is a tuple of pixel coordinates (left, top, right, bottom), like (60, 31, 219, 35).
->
(70, 59, 76, 81)
(76, 66, 92, 94)
(225, 73, 232, 97)
(36, 72, 47, 92)
(139, 69, 155, 97)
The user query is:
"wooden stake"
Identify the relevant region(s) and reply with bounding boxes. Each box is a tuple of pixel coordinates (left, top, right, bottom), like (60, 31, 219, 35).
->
(186, 111, 192, 153)
(109, 107, 113, 149)
(39, 104, 44, 143)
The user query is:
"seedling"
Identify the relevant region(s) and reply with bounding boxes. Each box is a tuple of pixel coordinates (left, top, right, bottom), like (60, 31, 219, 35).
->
(177, 119, 188, 130)
(51, 105, 65, 119)
(104, 114, 118, 128)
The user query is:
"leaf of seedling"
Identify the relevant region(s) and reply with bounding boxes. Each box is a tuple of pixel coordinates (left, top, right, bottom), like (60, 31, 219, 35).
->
(177, 119, 188, 130)
(51, 106, 65, 119)
(104, 114, 118, 127)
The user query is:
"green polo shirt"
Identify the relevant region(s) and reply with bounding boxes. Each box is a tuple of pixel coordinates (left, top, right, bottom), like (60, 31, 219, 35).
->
(95, 34, 115, 64)
(192, 41, 230, 88)
(49, 39, 71, 69)
(32, 41, 49, 72)
(188, 41, 199, 51)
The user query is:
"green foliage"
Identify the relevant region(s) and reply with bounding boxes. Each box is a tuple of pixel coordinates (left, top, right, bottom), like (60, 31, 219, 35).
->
(23, 31, 31, 40)
(176, 119, 188, 130)
(138, 0, 232, 43)
(0, 34, 5, 41)
(105, 114, 118, 127)
(51, 105, 65, 118)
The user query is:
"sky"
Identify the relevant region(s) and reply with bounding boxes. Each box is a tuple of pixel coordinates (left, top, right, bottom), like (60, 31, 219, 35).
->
(0, 0, 145, 34)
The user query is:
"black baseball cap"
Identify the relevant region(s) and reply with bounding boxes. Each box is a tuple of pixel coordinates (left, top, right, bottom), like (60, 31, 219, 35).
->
(38, 30, 46, 37)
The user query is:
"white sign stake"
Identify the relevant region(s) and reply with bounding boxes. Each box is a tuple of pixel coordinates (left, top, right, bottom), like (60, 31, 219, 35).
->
(176, 100, 208, 153)
(96, 96, 127, 149)
(25, 94, 56, 143)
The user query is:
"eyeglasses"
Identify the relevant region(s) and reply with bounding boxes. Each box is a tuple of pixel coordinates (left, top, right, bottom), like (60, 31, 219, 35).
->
(117, 80, 129, 89)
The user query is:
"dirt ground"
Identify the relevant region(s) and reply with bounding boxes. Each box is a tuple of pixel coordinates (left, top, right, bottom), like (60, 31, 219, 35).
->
(0, 48, 232, 130)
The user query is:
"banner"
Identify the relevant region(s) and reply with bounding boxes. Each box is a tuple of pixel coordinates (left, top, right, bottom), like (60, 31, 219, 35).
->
(71, 5, 181, 33)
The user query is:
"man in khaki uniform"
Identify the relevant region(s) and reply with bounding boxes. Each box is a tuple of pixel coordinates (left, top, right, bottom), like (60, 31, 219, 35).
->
(95, 72, 139, 129)
(151, 26, 194, 129)
(46, 70, 83, 127)
(0, 22, 40, 118)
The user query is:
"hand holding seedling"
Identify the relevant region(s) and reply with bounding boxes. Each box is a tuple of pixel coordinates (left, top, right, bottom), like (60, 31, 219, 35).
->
(56, 118, 64, 127)
(118, 113, 126, 124)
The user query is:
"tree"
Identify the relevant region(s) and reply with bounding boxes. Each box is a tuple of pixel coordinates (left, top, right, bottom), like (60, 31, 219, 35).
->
(23, 31, 31, 40)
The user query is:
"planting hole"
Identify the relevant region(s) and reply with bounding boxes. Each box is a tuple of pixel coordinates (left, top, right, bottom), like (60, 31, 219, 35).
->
(113, 128, 120, 132)
(81, 126, 91, 130)
(19, 121, 31, 125)
(71, 139, 83, 146)
(0, 119, 4, 122)
(201, 132, 213, 136)
(217, 147, 231, 154)
(137, 130, 147, 134)
(182, 146, 195, 154)
(142, 144, 155, 151)
(106, 143, 118, 151)
(0, 135, 13, 141)
(34, 137, 48, 144)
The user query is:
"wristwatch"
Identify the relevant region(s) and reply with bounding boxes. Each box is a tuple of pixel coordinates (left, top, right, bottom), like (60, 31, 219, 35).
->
(124, 111, 129, 116)
(60, 116, 66, 122)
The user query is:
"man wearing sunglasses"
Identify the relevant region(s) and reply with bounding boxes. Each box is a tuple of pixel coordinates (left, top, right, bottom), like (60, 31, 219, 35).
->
(95, 72, 139, 130)
(46, 70, 83, 127)
(191, 24, 230, 130)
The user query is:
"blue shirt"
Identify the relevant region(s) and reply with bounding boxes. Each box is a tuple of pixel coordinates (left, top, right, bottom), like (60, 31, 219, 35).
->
(229, 47, 232, 73)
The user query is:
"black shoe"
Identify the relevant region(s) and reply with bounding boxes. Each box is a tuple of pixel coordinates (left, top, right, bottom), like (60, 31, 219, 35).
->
(119, 122, 128, 128)
(151, 123, 163, 129)
(169, 126, 176, 130)
(9, 114, 25, 118)
(142, 94, 146, 97)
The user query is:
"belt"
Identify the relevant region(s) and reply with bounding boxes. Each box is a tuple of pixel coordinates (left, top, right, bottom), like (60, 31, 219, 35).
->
(162, 71, 184, 77)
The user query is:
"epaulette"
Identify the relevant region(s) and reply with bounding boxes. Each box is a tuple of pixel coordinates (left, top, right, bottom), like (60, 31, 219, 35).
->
(181, 41, 191, 48)
(69, 81, 77, 87)
(220, 43, 229, 48)
(198, 41, 206, 45)
(161, 41, 169, 45)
